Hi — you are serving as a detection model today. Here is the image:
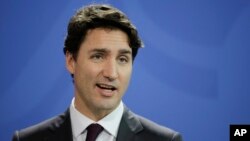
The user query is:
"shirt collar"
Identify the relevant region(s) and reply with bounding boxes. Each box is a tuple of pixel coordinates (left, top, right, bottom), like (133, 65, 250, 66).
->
(97, 100, 124, 137)
(70, 98, 124, 138)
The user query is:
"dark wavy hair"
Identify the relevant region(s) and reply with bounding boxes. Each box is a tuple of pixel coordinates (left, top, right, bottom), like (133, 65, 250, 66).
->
(63, 4, 143, 60)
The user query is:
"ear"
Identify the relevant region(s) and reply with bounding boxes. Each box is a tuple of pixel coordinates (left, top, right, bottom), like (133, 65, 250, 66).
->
(65, 52, 75, 75)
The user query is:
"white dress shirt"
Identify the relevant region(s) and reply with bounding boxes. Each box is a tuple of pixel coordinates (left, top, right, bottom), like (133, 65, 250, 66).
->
(70, 98, 124, 141)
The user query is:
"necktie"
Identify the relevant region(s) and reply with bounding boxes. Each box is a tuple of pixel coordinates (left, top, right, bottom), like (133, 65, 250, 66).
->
(86, 123, 104, 141)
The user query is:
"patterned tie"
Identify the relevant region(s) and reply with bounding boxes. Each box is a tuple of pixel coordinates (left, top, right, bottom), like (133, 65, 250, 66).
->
(86, 124, 104, 141)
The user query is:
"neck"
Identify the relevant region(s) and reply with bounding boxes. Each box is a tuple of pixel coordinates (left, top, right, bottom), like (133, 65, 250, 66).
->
(74, 97, 114, 121)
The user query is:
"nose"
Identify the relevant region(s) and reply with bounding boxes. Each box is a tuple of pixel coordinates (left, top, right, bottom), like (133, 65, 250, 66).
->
(102, 60, 118, 81)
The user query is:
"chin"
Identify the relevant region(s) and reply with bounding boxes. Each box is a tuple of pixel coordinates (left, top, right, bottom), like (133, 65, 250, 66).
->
(96, 101, 119, 111)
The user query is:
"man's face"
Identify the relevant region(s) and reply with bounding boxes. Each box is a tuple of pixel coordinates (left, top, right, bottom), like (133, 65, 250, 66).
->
(66, 28, 132, 119)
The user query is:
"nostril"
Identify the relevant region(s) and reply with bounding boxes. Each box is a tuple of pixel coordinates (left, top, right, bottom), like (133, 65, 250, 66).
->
(103, 70, 118, 81)
(104, 76, 116, 81)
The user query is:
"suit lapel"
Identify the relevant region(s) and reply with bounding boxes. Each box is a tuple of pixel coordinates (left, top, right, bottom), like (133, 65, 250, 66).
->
(116, 107, 143, 141)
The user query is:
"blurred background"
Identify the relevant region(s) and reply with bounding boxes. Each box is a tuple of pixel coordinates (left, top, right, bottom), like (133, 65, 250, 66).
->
(1, 0, 250, 140)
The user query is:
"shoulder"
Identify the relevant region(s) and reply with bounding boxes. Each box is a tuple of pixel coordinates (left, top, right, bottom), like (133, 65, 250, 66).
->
(122, 107, 182, 141)
(12, 110, 71, 141)
(137, 115, 182, 141)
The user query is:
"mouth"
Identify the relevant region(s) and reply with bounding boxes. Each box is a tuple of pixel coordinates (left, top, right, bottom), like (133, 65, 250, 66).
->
(96, 83, 117, 91)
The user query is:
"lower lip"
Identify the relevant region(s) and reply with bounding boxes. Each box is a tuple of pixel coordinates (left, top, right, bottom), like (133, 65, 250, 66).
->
(96, 86, 116, 97)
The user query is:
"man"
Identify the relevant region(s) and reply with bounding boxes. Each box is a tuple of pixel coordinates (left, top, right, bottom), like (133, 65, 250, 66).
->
(12, 4, 182, 141)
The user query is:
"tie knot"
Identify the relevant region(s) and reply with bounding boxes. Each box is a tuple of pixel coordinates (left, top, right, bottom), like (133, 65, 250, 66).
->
(86, 124, 104, 141)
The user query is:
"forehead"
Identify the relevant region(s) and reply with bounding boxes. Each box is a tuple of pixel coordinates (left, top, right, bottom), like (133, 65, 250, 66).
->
(80, 28, 131, 52)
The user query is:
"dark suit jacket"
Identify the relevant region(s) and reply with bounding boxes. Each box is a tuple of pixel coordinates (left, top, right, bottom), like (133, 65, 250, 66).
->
(12, 107, 182, 141)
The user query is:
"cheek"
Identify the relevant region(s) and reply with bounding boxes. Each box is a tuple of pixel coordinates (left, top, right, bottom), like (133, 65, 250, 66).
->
(78, 63, 101, 81)
(121, 68, 132, 87)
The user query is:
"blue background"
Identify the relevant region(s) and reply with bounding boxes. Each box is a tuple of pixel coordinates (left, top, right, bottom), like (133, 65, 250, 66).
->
(1, 0, 250, 141)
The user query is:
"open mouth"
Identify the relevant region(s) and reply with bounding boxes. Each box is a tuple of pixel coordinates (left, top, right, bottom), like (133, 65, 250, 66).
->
(96, 83, 117, 91)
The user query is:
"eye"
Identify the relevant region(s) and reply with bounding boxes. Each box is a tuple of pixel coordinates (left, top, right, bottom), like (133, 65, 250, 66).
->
(118, 56, 129, 64)
(90, 53, 104, 62)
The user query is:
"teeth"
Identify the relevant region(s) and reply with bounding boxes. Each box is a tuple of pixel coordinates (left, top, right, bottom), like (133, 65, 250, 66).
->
(97, 84, 116, 90)
(100, 84, 113, 89)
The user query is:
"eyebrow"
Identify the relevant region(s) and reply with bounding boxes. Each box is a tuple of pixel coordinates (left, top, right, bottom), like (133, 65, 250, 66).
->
(88, 48, 132, 55)
(88, 48, 109, 54)
(118, 49, 132, 55)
